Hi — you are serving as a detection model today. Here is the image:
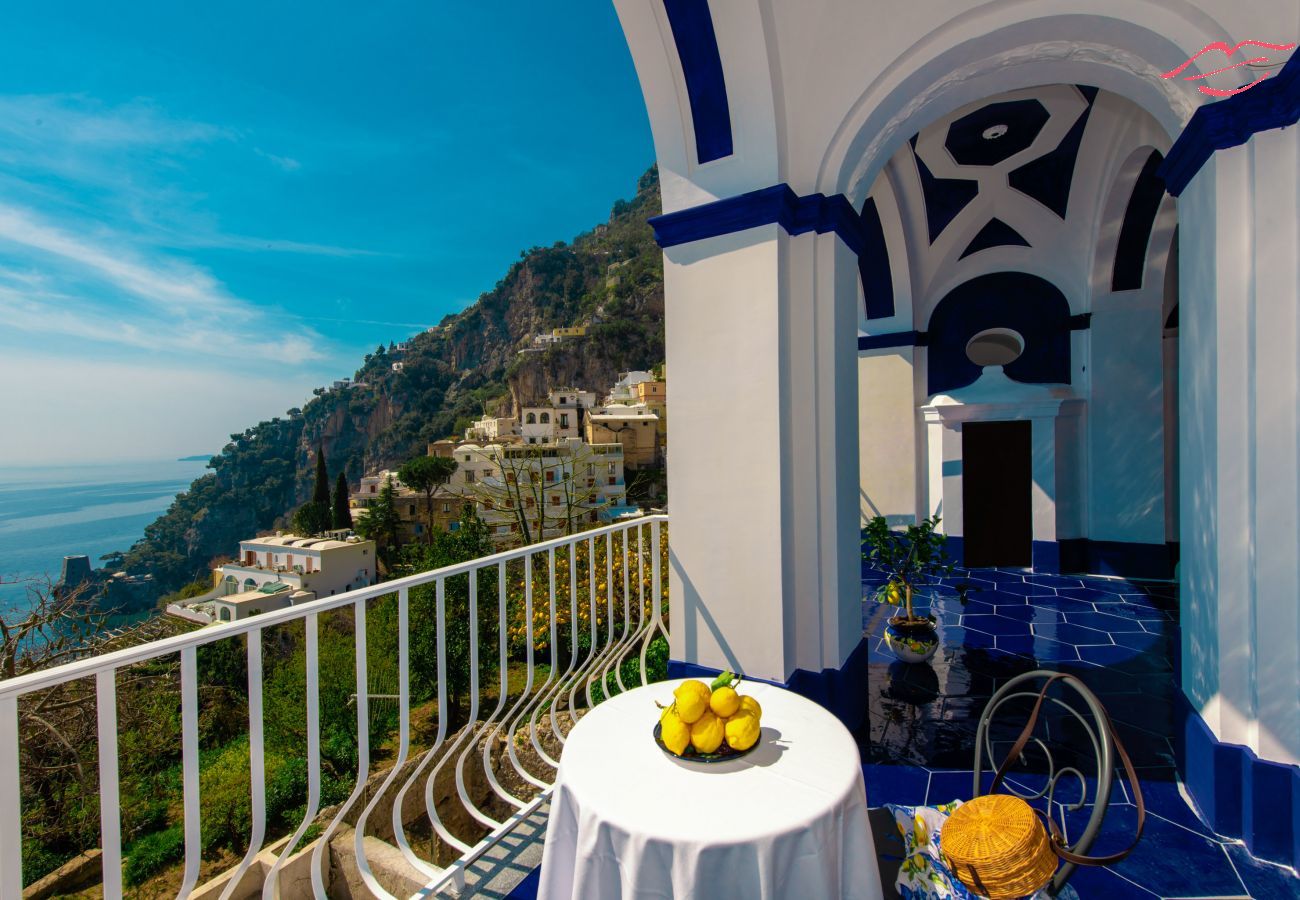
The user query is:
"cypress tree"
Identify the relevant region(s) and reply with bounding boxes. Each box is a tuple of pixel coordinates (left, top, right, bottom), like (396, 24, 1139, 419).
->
(333, 472, 353, 530)
(312, 447, 330, 506)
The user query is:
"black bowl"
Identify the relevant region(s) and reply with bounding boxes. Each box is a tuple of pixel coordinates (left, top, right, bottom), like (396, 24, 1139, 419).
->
(652, 722, 760, 763)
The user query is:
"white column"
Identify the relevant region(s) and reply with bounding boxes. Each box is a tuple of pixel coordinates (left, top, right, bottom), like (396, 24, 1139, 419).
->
(1249, 124, 1300, 766)
(1178, 154, 1223, 722)
(1180, 130, 1300, 766)
(664, 225, 861, 683)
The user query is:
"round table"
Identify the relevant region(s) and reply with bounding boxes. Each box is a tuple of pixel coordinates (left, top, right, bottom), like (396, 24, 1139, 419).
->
(537, 678, 882, 899)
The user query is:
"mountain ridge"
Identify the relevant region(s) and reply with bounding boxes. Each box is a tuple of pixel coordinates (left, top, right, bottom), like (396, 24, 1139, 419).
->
(121, 166, 665, 592)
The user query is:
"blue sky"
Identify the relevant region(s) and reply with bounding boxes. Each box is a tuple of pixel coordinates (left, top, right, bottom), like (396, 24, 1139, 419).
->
(0, 2, 654, 465)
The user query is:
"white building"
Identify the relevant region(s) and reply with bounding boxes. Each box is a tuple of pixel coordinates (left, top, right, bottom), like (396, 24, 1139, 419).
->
(352, 470, 402, 506)
(214, 534, 377, 620)
(585, 403, 661, 468)
(604, 370, 654, 404)
(516, 390, 599, 443)
(547, 388, 599, 440)
(449, 439, 626, 543)
(615, 0, 1300, 862)
(465, 415, 519, 443)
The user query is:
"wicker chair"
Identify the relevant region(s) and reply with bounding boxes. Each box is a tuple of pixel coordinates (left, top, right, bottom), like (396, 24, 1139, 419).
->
(971, 670, 1118, 896)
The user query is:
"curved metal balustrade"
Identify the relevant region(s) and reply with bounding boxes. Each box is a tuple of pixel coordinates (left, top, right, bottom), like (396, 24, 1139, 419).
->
(0, 515, 669, 899)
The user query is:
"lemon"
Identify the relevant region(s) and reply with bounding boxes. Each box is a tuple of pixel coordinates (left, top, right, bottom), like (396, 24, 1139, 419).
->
(673, 679, 711, 724)
(710, 685, 741, 718)
(885, 581, 904, 605)
(659, 707, 691, 755)
(724, 711, 761, 751)
(738, 695, 762, 720)
(689, 710, 725, 753)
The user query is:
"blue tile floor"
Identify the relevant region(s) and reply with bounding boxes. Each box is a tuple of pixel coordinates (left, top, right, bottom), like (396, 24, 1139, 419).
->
(858, 566, 1300, 899)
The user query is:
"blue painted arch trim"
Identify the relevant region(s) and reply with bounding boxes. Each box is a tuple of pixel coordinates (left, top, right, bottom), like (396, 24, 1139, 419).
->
(1158, 52, 1300, 196)
(649, 183, 868, 254)
(661, 0, 733, 164)
(858, 197, 895, 319)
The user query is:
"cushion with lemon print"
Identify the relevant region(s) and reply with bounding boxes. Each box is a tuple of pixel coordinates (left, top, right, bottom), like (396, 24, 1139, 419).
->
(884, 801, 974, 900)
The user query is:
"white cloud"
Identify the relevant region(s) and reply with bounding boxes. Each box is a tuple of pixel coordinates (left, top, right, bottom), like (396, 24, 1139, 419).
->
(0, 352, 326, 465)
(0, 203, 329, 363)
(0, 204, 244, 316)
(255, 148, 302, 172)
(0, 94, 228, 148)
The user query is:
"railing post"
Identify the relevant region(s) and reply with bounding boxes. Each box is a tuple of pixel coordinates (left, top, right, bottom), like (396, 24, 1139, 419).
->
(179, 647, 201, 899)
(96, 671, 122, 899)
(0, 696, 22, 900)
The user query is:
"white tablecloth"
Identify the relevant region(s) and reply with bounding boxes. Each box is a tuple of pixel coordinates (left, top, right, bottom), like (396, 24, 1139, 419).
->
(537, 678, 882, 899)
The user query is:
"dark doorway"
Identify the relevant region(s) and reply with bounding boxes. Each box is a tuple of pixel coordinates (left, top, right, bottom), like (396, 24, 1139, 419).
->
(962, 420, 1032, 567)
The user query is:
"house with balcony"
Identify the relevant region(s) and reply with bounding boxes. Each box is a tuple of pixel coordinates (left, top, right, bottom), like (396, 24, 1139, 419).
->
(448, 438, 628, 544)
(4, 3, 1300, 899)
(584, 403, 661, 468)
(350, 469, 403, 507)
(215, 533, 376, 606)
(604, 369, 654, 404)
(464, 414, 520, 443)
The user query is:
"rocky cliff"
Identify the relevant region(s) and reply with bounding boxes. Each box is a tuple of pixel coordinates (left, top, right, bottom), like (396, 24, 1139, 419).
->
(122, 167, 664, 592)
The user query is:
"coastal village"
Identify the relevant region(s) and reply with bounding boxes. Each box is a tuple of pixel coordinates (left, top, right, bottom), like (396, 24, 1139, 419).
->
(165, 368, 666, 625)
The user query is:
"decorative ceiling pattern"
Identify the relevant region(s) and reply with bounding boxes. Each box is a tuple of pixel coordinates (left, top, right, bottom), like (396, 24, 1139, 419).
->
(859, 85, 1172, 332)
(960, 217, 1031, 259)
(911, 137, 980, 244)
(945, 99, 1051, 167)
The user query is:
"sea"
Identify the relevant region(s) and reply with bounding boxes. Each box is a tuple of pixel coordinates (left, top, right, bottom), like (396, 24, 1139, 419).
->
(0, 459, 210, 618)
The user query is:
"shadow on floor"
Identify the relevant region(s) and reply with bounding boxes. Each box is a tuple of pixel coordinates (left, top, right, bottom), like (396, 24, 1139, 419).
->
(857, 566, 1299, 899)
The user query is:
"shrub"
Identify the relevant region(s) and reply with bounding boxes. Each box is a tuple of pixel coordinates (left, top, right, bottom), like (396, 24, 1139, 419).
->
(125, 824, 185, 886)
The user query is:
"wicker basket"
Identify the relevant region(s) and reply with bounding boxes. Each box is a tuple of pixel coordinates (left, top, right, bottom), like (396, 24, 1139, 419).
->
(940, 794, 1058, 899)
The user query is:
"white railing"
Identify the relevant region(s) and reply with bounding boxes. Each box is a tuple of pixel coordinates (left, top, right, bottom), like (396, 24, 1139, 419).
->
(0, 515, 668, 899)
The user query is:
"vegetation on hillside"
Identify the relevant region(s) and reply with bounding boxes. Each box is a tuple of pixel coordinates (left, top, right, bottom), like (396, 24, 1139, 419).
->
(118, 167, 665, 594)
(14, 519, 669, 890)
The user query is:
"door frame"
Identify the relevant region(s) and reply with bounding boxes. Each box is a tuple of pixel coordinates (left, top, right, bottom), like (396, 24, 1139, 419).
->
(920, 385, 1083, 572)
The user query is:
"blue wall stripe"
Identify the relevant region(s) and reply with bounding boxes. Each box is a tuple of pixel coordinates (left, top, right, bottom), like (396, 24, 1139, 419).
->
(858, 331, 922, 351)
(1159, 52, 1300, 196)
(858, 197, 895, 319)
(648, 183, 867, 254)
(1177, 691, 1300, 868)
(669, 632, 873, 733)
(661, 0, 733, 164)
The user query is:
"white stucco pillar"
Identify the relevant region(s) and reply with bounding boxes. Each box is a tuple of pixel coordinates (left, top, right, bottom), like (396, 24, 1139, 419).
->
(1180, 125, 1300, 767)
(1248, 123, 1300, 766)
(663, 226, 861, 685)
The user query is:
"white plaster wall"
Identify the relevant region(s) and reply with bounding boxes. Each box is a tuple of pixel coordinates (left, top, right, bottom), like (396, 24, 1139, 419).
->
(1179, 129, 1300, 766)
(857, 350, 918, 524)
(1087, 290, 1167, 544)
(1246, 125, 1300, 766)
(662, 226, 789, 681)
(662, 224, 862, 682)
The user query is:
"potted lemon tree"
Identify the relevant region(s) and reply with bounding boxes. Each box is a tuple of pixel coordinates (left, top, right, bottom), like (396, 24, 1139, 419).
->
(863, 514, 953, 663)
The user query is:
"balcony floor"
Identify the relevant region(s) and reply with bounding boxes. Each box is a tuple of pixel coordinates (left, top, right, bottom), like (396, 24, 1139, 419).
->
(858, 566, 1300, 900)
(503, 568, 1299, 900)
